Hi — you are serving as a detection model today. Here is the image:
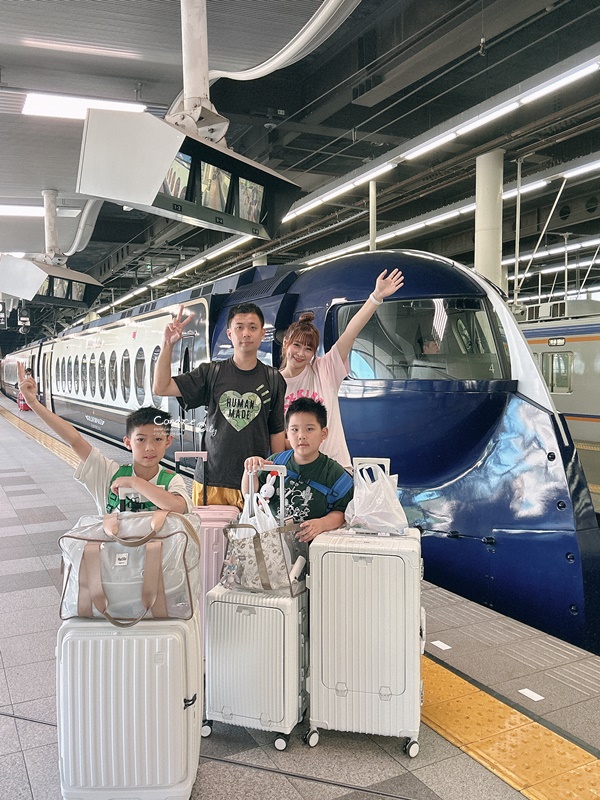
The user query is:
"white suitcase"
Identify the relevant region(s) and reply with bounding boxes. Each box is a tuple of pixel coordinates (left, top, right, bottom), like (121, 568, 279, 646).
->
(203, 583, 308, 750)
(306, 529, 423, 756)
(202, 463, 308, 750)
(57, 614, 202, 800)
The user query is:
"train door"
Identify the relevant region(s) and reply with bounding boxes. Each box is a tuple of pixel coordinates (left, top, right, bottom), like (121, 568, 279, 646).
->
(178, 335, 195, 454)
(42, 348, 54, 409)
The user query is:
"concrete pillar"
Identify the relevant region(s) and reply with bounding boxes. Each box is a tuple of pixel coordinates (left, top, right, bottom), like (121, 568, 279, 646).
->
(474, 149, 505, 292)
(369, 180, 377, 251)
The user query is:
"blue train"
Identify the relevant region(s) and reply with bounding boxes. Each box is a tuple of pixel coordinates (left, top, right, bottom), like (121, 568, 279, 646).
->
(3, 250, 599, 653)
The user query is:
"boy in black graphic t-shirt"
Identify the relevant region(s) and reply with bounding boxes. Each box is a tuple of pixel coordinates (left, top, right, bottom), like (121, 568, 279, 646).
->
(153, 302, 286, 509)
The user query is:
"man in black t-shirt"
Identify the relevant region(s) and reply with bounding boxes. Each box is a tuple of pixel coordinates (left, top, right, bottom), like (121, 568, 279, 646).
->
(153, 302, 285, 508)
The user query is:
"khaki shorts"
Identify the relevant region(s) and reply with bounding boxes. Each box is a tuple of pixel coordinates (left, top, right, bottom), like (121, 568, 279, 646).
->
(192, 482, 244, 510)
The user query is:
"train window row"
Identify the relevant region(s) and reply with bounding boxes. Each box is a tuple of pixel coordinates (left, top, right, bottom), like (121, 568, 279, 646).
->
(54, 347, 162, 405)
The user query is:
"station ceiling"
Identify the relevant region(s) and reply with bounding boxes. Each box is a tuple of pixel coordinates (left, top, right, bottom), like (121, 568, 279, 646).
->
(1, 0, 600, 347)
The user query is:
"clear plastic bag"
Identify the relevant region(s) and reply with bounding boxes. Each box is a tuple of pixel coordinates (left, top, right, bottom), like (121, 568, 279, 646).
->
(345, 464, 408, 535)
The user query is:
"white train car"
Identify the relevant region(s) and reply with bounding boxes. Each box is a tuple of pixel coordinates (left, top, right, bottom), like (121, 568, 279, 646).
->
(521, 299, 600, 445)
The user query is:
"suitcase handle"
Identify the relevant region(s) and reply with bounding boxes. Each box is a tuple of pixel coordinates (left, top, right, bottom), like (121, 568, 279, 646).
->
(247, 463, 287, 526)
(352, 457, 390, 475)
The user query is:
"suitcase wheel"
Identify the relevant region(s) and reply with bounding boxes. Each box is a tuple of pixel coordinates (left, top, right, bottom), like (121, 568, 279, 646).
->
(303, 729, 319, 747)
(274, 733, 290, 751)
(404, 738, 419, 758)
(201, 720, 213, 738)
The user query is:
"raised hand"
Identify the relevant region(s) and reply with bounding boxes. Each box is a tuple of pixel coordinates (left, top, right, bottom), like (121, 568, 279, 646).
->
(373, 269, 404, 301)
(163, 304, 194, 347)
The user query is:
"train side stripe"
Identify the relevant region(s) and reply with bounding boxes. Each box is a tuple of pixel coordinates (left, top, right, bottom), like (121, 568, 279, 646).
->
(526, 334, 600, 344)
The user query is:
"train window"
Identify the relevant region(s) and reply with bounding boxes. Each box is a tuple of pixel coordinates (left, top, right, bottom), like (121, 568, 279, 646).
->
(108, 351, 118, 401)
(339, 296, 505, 381)
(55, 359, 60, 390)
(134, 347, 146, 405)
(89, 354, 96, 397)
(150, 346, 162, 406)
(61, 358, 66, 392)
(121, 350, 131, 403)
(74, 356, 80, 393)
(81, 354, 87, 395)
(67, 357, 73, 393)
(541, 352, 573, 393)
(98, 352, 106, 399)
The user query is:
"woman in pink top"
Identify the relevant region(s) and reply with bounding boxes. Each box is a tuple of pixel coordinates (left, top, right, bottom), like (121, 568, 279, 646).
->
(280, 269, 404, 469)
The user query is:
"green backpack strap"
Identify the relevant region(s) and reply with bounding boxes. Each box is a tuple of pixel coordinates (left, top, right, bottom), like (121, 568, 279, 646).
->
(105, 465, 176, 513)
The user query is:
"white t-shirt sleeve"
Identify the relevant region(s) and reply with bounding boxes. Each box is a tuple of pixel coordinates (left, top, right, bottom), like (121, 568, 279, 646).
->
(316, 342, 349, 390)
(74, 447, 120, 514)
(167, 474, 193, 513)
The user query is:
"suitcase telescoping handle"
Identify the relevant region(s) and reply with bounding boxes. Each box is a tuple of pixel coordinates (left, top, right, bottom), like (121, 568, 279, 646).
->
(175, 451, 208, 504)
(259, 463, 287, 527)
(246, 463, 287, 527)
(352, 457, 391, 476)
(174, 451, 207, 472)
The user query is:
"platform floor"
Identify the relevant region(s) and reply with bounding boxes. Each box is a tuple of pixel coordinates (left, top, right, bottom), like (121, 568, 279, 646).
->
(1, 395, 600, 800)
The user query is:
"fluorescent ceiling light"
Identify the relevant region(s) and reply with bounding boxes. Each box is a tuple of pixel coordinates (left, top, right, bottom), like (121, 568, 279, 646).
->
(502, 180, 549, 200)
(351, 162, 395, 187)
(113, 287, 148, 307)
(319, 185, 352, 204)
(459, 203, 477, 215)
(23, 92, 146, 120)
(149, 276, 171, 287)
(425, 209, 461, 226)
(456, 103, 520, 136)
(206, 235, 254, 260)
(402, 132, 457, 161)
(520, 62, 599, 105)
(562, 158, 600, 179)
(7, 251, 25, 258)
(0, 205, 81, 217)
(171, 258, 207, 278)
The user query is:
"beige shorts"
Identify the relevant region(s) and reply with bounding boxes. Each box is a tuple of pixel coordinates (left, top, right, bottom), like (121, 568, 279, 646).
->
(192, 482, 244, 510)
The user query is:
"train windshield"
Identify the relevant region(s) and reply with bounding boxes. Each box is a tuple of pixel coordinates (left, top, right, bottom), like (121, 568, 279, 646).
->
(339, 297, 506, 380)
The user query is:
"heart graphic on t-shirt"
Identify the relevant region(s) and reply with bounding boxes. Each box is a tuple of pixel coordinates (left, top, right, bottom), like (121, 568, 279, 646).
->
(219, 391, 262, 431)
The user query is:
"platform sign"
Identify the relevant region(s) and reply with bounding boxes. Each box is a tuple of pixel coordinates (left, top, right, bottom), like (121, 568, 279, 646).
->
(0, 301, 6, 330)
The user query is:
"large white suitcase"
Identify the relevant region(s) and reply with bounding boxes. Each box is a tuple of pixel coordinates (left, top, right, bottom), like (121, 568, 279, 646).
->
(57, 614, 202, 800)
(203, 583, 308, 750)
(306, 529, 423, 756)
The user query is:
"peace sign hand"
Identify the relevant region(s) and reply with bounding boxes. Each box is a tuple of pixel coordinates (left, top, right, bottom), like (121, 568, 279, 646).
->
(163, 304, 194, 347)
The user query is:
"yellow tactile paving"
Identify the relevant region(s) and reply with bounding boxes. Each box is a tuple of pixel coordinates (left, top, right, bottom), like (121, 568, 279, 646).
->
(421, 657, 600, 796)
(522, 759, 600, 800)
(463, 722, 596, 791)
(421, 656, 479, 706)
(421, 689, 530, 747)
(0, 406, 79, 468)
